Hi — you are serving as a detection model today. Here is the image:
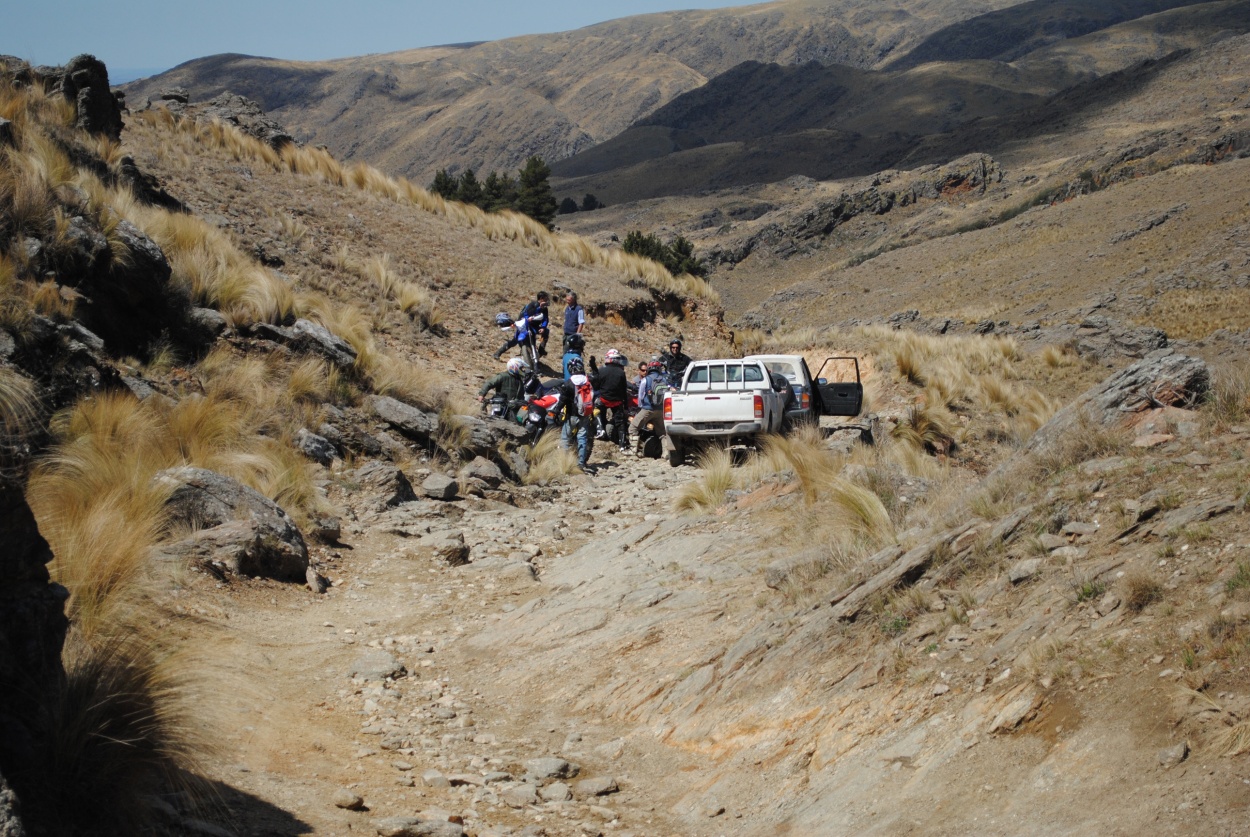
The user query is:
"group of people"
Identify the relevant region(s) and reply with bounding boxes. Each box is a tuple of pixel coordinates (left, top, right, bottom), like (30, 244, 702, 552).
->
(480, 289, 695, 473)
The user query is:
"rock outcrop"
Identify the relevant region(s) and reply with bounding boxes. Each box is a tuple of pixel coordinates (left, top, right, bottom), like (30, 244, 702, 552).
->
(154, 467, 308, 580)
(36, 54, 123, 140)
(1019, 349, 1209, 464)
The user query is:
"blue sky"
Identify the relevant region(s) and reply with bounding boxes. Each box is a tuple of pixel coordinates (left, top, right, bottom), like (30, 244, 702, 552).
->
(3, 0, 745, 78)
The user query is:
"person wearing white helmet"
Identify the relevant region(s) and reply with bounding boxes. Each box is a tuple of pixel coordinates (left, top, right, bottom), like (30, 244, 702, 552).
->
(589, 348, 630, 452)
(478, 356, 531, 420)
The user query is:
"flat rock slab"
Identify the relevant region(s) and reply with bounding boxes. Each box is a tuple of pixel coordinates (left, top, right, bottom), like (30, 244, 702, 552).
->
(350, 650, 405, 681)
(345, 462, 418, 510)
(501, 785, 539, 808)
(524, 757, 578, 779)
(373, 818, 466, 837)
(990, 686, 1042, 733)
(576, 776, 619, 797)
(1008, 559, 1043, 585)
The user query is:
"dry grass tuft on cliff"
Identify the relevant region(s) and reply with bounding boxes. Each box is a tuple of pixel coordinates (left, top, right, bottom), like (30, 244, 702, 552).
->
(131, 110, 719, 305)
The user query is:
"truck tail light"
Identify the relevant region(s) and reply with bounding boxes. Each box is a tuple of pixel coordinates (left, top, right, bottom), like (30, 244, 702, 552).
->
(663, 396, 672, 422)
(800, 390, 810, 409)
(754, 394, 763, 419)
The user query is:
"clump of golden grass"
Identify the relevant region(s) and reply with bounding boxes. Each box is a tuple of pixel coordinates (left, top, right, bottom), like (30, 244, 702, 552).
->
(435, 406, 472, 461)
(1122, 570, 1163, 612)
(522, 431, 580, 485)
(674, 446, 734, 513)
(1042, 344, 1077, 368)
(113, 194, 295, 326)
(824, 476, 897, 549)
(1141, 287, 1250, 341)
(1205, 365, 1250, 430)
(368, 353, 452, 412)
(1030, 412, 1127, 478)
(893, 403, 959, 455)
(0, 365, 41, 441)
(745, 423, 841, 501)
(1211, 720, 1250, 757)
(23, 630, 211, 836)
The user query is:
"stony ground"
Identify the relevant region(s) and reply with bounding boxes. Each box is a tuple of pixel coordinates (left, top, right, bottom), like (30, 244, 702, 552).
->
(167, 446, 698, 837)
(159, 389, 1250, 836)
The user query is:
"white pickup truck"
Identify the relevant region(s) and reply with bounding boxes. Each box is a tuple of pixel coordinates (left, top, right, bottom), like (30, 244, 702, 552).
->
(662, 358, 786, 466)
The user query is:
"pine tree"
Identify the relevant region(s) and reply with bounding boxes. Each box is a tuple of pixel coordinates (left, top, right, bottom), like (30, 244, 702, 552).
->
(515, 156, 558, 229)
(429, 169, 457, 199)
(457, 168, 483, 207)
(558, 197, 579, 215)
(482, 171, 518, 212)
(667, 235, 706, 277)
(581, 194, 602, 212)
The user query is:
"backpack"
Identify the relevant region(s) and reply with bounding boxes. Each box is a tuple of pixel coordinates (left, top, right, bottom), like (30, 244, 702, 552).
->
(571, 374, 594, 417)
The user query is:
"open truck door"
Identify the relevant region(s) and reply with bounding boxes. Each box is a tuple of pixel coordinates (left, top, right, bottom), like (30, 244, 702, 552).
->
(814, 357, 863, 417)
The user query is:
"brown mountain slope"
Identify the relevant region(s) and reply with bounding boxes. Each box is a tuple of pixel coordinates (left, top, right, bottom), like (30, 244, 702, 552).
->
(555, 29, 1250, 340)
(550, 0, 1250, 203)
(122, 0, 1027, 183)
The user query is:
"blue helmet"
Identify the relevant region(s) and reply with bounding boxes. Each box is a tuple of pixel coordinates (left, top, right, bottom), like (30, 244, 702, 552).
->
(495, 312, 513, 327)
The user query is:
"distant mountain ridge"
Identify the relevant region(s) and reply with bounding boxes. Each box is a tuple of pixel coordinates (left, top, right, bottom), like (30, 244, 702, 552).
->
(123, 0, 1027, 182)
(550, 0, 1250, 202)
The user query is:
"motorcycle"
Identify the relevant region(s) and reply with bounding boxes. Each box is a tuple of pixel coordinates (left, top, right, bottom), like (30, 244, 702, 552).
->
(514, 377, 562, 444)
(496, 312, 543, 369)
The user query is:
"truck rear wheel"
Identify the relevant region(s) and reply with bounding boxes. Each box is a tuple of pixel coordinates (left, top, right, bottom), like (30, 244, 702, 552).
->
(667, 442, 684, 467)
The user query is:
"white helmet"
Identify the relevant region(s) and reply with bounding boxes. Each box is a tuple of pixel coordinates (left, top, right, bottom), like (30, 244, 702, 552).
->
(604, 348, 625, 366)
(506, 357, 529, 375)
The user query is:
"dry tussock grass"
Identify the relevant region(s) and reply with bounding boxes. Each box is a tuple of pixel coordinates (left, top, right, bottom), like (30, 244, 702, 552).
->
(0, 365, 41, 446)
(119, 200, 295, 325)
(1143, 287, 1250, 341)
(165, 111, 719, 303)
(674, 446, 735, 513)
(1204, 365, 1250, 430)
(522, 432, 581, 485)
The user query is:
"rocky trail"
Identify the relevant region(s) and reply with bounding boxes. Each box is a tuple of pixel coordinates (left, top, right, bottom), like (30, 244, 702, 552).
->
(175, 448, 702, 837)
(164, 350, 1250, 837)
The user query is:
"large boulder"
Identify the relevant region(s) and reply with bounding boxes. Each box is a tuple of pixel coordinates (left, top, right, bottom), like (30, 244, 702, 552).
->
(343, 462, 417, 511)
(367, 396, 438, 442)
(153, 467, 308, 580)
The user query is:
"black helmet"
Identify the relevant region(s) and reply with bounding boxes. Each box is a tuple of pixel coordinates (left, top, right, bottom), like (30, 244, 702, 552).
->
(495, 312, 513, 327)
(567, 356, 585, 375)
(668, 338, 682, 351)
(564, 333, 585, 352)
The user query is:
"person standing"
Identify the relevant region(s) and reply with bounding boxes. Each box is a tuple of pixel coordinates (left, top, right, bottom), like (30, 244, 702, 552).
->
(631, 359, 667, 457)
(590, 349, 630, 452)
(557, 356, 595, 472)
(662, 338, 693, 386)
(495, 290, 550, 361)
(562, 291, 585, 351)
